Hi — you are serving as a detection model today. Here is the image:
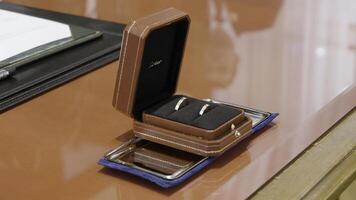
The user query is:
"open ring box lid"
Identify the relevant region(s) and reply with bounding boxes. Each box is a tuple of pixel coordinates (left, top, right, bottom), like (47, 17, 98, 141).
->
(112, 8, 189, 119)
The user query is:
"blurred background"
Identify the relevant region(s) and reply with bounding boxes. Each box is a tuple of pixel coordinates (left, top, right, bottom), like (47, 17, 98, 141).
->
(6, 1, 355, 116)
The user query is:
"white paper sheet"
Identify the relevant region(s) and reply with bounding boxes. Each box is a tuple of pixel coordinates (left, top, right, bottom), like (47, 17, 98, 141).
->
(0, 9, 71, 61)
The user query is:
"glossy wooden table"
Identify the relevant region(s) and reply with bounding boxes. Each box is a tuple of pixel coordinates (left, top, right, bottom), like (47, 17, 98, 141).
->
(1, 0, 355, 199)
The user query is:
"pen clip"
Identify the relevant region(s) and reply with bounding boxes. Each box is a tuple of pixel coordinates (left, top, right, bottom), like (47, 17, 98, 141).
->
(0, 69, 10, 81)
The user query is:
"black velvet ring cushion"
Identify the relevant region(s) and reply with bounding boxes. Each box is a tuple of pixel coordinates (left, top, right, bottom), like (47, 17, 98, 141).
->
(143, 95, 243, 131)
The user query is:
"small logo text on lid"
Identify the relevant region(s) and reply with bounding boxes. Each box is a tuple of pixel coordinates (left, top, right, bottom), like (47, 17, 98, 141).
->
(148, 60, 163, 69)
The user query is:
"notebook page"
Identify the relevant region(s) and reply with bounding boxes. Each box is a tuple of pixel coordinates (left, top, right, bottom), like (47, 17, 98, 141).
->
(0, 9, 71, 61)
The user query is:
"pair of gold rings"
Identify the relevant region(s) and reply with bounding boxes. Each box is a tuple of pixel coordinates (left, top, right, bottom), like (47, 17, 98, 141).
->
(174, 97, 211, 116)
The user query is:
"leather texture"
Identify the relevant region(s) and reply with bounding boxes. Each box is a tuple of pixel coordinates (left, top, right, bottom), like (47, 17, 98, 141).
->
(0, 2, 124, 112)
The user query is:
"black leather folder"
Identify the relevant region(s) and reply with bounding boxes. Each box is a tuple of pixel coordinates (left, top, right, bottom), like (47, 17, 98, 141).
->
(0, 2, 124, 112)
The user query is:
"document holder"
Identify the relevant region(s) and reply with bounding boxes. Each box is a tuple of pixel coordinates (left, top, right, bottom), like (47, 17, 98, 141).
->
(0, 2, 124, 112)
(99, 8, 278, 188)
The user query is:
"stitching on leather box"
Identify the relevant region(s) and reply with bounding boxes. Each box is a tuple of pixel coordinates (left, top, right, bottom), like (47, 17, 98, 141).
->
(114, 21, 136, 107)
(135, 131, 247, 155)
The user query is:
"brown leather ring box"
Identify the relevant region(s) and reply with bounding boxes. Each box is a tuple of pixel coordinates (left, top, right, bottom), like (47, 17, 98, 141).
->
(142, 95, 247, 140)
(112, 8, 252, 156)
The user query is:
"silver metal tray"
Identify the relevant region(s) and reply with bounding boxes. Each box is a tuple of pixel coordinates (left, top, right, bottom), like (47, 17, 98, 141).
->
(104, 102, 271, 180)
